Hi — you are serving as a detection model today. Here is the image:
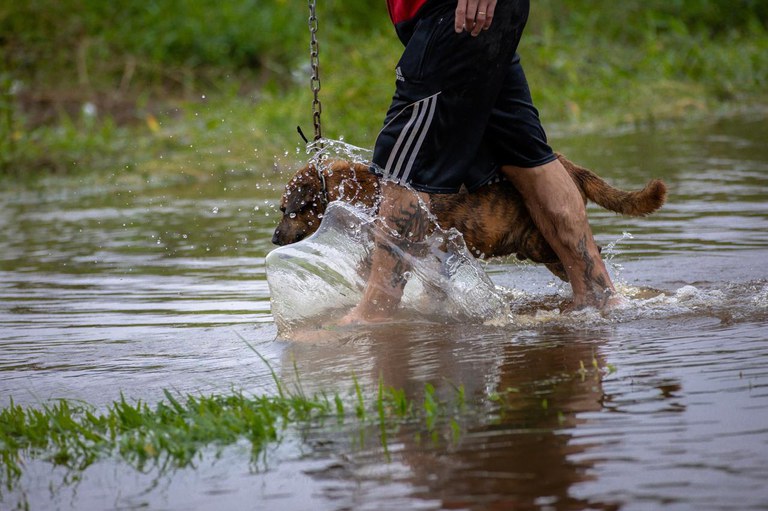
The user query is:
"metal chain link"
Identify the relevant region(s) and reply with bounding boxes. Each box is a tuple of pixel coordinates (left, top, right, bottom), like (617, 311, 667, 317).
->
(308, 0, 323, 147)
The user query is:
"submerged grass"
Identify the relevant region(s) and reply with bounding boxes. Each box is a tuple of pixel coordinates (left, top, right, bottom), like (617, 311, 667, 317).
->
(0, 338, 613, 498)
(0, 391, 312, 486)
(0, 376, 466, 493)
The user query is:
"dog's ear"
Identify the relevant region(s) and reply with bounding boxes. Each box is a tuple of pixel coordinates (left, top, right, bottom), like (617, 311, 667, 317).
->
(284, 167, 322, 215)
(284, 182, 317, 215)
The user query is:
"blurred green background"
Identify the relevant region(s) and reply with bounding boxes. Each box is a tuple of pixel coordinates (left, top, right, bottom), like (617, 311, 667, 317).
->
(1, 0, 766, 180)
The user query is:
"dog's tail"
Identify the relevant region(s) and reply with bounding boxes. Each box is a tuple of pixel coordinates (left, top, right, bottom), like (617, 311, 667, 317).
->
(558, 154, 667, 216)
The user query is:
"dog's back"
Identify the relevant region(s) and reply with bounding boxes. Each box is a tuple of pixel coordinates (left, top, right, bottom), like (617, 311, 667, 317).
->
(273, 156, 666, 276)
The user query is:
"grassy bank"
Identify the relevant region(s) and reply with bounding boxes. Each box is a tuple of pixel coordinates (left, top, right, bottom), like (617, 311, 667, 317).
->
(1, 0, 767, 180)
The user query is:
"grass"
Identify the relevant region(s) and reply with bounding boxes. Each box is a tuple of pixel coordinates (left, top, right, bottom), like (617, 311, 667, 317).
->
(0, 338, 616, 504)
(1, 1, 767, 181)
(0, 374, 466, 493)
(0, 356, 615, 494)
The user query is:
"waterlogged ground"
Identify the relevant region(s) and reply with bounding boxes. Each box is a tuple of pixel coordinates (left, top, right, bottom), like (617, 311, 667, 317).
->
(1, 112, 767, 510)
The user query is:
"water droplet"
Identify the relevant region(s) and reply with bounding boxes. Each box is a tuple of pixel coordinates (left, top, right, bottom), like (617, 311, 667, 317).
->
(82, 102, 97, 117)
(289, 213, 297, 219)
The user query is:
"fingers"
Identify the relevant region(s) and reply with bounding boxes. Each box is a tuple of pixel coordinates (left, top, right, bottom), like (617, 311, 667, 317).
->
(454, 0, 470, 33)
(455, 0, 497, 36)
(479, 1, 496, 32)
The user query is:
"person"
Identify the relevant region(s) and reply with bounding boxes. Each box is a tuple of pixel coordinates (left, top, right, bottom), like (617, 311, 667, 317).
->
(341, 0, 620, 324)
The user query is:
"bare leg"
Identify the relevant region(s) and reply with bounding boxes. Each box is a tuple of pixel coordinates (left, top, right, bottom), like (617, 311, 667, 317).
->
(339, 182, 431, 324)
(501, 158, 621, 310)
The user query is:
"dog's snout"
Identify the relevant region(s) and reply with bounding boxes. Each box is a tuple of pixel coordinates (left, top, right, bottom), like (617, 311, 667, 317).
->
(272, 223, 306, 246)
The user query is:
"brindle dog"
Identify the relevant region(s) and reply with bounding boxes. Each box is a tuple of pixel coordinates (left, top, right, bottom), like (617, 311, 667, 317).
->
(272, 154, 667, 281)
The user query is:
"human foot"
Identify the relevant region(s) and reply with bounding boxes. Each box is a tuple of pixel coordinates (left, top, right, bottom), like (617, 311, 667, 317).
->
(561, 290, 627, 314)
(335, 304, 393, 326)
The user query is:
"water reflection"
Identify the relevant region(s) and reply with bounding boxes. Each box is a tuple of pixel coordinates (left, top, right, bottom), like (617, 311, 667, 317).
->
(282, 325, 625, 510)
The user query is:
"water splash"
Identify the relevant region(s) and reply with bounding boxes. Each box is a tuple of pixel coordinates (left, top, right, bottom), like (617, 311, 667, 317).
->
(266, 201, 509, 337)
(266, 193, 765, 335)
(305, 138, 372, 166)
(267, 140, 768, 336)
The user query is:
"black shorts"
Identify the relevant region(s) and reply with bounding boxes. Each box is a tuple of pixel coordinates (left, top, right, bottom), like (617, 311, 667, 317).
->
(372, 0, 556, 194)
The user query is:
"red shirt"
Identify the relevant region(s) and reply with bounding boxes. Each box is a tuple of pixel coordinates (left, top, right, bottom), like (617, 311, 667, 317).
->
(387, 0, 429, 24)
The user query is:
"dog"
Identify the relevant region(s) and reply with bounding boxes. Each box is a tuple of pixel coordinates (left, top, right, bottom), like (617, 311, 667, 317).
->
(272, 154, 667, 281)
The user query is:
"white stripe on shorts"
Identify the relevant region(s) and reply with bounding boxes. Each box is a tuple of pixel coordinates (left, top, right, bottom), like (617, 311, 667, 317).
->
(382, 92, 440, 183)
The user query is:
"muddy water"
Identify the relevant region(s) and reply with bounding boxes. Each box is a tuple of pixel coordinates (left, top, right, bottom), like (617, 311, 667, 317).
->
(1, 112, 767, 510)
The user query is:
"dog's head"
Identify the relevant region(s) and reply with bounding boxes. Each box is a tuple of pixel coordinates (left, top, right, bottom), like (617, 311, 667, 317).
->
(272, 160, 379, 246)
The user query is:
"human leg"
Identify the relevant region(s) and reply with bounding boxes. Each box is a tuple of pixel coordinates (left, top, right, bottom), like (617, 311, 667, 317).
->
(339, 182, 431, 324)
(341, 1, 528, 323)
(485, 51, 619, 310)
(500, 160, 619, 310)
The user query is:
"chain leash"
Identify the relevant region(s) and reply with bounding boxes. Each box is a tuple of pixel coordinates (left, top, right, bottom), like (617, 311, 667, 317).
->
(308, 0, 323, 149)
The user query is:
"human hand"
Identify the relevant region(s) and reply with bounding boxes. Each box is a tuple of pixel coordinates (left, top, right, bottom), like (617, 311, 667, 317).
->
(454, 0, 496, 36)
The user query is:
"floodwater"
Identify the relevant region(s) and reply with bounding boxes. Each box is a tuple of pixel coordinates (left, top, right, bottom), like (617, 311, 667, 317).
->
(1, 112, 767, 510)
